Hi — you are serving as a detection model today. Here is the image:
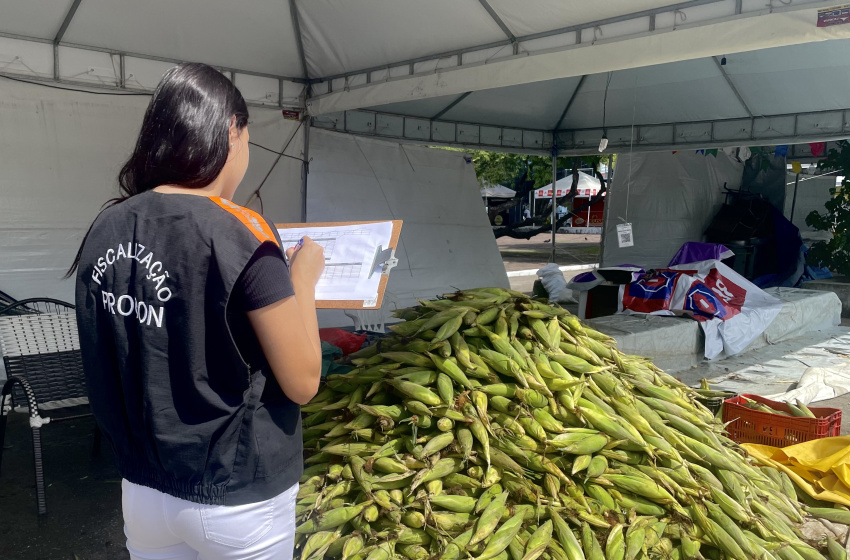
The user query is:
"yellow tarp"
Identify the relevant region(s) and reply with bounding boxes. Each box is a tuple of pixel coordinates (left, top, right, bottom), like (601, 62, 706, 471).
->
(743, 436, 850, 508)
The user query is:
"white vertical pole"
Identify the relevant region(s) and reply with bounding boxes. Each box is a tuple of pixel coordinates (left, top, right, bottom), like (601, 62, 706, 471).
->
(550, 146, 558, 263)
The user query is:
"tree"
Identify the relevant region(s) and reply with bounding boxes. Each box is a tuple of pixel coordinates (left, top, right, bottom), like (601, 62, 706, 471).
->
(806, 140, 850, 276)
(471, 151, 615, 190)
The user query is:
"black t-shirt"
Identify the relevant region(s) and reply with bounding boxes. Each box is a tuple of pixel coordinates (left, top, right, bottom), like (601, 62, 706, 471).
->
(233, 243, 295, 312)
(228, 243, 295, 373)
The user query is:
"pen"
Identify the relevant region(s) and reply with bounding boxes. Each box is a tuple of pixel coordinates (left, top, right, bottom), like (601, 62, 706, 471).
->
(285, 237, 304, 265)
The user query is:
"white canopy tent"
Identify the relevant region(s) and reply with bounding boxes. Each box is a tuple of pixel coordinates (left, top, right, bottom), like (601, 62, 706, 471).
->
(2, 0, 850, 306)
(0, 0, 849, 155)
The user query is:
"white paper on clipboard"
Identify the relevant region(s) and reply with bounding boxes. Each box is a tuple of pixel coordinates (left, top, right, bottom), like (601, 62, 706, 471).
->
(277, 221, 394, 302)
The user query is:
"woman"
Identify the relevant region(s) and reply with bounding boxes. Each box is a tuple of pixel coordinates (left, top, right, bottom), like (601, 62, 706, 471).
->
(70, 63, 323, 559)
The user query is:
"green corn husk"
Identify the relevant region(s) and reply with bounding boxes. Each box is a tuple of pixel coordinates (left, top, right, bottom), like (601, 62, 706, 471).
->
(827, 538, 849, 560)
(295, 289, 824, 560)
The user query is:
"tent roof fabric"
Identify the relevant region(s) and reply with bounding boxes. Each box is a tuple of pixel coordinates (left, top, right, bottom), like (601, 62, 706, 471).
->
(481, 184, 517, 198)
(1, 0, 849, 153)
(536, 172, 603, 197)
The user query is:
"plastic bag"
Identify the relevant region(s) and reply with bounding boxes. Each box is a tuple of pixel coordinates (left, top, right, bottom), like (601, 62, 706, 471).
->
(536, 263, 576, 303)
(744, 437, 850, 507)
(319, 328, 367, 356)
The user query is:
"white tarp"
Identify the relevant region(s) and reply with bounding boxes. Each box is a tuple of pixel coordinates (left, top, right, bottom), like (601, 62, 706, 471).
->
(677, 322, 850, 398)
(602, 150, 744, 268)
(535, 171, 602, 199)
(767, 367, 850, 405)
(481, 184, 516, 198)
(672, 261, 783, 359)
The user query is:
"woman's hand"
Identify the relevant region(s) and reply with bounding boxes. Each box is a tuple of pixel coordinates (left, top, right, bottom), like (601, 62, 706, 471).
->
(286, 236, 325, 288)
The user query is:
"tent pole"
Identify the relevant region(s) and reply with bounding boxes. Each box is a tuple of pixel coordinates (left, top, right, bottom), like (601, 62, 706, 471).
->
(790, 172, 801, 224)
(550, 146, 558, 263)
(300, 120, 310, 223)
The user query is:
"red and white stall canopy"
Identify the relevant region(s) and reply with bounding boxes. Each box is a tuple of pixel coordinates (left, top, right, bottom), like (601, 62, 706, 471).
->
(535, 172, 604, 199)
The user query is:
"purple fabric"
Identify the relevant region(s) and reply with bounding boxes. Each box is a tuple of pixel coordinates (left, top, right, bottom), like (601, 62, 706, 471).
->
(570, 271, 600, 285)
(668, 242, 734, 267)
(568, 265, 645, 292)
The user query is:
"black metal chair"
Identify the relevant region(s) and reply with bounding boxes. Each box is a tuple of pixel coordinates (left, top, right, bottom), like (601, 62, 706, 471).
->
(0, 297, 77, 316)
(0, 299, 99, 515)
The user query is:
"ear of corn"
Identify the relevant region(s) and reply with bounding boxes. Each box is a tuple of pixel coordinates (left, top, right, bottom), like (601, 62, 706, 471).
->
(296, 289, 835, 560)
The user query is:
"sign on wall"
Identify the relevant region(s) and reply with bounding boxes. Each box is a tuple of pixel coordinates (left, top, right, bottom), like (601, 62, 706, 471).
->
(818, 5, 850, 27)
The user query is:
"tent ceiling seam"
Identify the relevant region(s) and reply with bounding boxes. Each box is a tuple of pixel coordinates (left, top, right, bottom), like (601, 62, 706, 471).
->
(476, 0, 517, 45)
(553, 75, 586, 132)
(288, 0, 310, 81)
(312, 0, 726, 83)
(0, 31, 308, 84)
(432, 92, 473, 120)
(712, 55, 755, 118)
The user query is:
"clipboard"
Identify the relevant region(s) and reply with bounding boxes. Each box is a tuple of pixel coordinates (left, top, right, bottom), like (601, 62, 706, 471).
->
(275, 220, 403, 310)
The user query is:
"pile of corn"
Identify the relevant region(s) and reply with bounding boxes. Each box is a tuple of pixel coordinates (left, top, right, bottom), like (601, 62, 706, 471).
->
(297, 288, 839, 560)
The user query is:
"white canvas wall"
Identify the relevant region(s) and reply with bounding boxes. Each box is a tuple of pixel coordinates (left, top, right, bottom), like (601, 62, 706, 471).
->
(303, 130, 509, 327)
(0, 77, 302, 303)
(0, 78, 507, 327)
(0, 79, 146, 302)
(602, 151, 744, 268)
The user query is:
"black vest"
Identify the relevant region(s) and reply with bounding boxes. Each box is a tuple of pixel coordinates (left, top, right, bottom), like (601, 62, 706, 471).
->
(75, 191, 302, 505)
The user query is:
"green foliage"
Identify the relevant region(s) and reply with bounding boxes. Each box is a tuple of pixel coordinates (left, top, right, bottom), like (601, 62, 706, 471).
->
(440, 148, 614, 190)
(805, 140, 850, 276)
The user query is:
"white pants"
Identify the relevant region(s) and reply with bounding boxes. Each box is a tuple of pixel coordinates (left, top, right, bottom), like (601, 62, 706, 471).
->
(122, 479, 298, 560)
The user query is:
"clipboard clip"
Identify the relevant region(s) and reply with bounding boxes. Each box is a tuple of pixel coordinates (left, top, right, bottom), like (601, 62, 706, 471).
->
(369, 245, 398, 279)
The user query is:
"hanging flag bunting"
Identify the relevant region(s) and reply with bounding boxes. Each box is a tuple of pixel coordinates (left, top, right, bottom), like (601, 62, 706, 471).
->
(706, 149, 718, 157)
(774, 145, 789, 157)
(791, 161, 803, 174)
(810, 142, 827, 158)
(695, 149, 706, 155)
(672, 151, 679, 155)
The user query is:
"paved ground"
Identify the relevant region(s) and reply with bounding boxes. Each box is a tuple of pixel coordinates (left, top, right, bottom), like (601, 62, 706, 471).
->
(0, 413, 126, 560)
(507, 267, 597, 294)
(818, 393, 850, 435)
(497, 233, 601, 272)
(497, 232, 600, 294)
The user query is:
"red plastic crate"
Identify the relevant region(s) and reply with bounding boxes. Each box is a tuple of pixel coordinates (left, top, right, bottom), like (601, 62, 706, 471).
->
(722, 394, 841, 447)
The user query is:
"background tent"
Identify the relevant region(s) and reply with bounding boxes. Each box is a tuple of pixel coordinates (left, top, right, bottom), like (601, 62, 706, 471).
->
(535, 171, 603, 199)
(481, 184, 517, 198)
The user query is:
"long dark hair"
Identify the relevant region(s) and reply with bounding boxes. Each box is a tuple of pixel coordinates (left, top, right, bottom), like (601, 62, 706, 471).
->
(66, 63, 249, 277)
